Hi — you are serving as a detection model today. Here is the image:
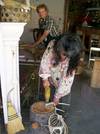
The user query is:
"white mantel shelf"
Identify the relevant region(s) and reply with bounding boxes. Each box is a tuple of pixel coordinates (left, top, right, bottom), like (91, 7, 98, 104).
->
(0, 22, 26, 124)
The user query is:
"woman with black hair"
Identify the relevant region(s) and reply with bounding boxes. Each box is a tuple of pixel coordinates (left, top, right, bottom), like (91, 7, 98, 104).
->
(39, 33, 82, 113)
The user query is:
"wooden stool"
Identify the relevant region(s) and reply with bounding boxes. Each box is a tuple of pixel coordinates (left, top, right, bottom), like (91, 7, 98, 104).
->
(91, 59, 100, 88)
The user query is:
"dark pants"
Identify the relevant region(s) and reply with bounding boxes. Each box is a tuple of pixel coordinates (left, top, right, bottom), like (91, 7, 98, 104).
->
(50, 86, 71, 116)
(58, 93, 71, 114)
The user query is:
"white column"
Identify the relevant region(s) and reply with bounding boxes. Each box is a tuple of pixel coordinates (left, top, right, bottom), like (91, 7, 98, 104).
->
(0, 22, 26, 124)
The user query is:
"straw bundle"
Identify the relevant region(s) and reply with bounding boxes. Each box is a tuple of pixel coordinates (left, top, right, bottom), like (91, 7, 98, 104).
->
(7, 102, 24, 134)
(45, 86, 51, 103)
(4, 0, 24, 8)
(3, 0, 36, 10)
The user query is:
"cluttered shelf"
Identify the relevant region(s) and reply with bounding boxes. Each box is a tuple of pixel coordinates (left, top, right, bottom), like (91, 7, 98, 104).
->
(77, 26, 100, 35)
(76, 26, 100, 51)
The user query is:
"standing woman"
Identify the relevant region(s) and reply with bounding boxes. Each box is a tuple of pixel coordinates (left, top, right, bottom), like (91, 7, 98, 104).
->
(39, 33, 82, 113)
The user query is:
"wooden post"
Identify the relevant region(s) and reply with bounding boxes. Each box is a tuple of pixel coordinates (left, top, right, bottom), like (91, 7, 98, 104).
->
(63, 0, 70, 32)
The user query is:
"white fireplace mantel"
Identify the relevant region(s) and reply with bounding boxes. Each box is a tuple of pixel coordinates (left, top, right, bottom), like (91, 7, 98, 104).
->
(0, 22, 26, 124)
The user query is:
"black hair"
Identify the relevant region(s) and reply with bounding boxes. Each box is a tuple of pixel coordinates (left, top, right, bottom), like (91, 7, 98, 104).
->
(53, 33, 83, 75)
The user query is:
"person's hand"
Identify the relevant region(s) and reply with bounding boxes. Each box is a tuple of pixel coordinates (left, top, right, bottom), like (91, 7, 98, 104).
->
(53, 96, 59, 106)
(43, 80, 50, 88)
(32, 42, 38, 48)
(53, 82, 58, 89)
(30, 42, 39, 53)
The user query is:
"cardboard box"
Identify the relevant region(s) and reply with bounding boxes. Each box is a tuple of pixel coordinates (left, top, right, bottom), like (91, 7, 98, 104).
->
(91, 59, 100, 88)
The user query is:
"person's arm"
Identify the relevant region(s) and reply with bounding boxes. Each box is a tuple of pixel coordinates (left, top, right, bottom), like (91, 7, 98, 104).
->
(34, 30, 50, 46)
(54, 71, 75, 105)
(39, 41, 54, 85)
(34, 18, 54, 46)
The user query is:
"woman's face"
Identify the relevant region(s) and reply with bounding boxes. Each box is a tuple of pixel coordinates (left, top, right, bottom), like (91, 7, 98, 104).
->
(60, 51, 67, 62)
(53, 42, 68, 63)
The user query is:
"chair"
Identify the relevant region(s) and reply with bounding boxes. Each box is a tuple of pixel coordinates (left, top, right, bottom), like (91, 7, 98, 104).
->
(88, 34, 100, 67)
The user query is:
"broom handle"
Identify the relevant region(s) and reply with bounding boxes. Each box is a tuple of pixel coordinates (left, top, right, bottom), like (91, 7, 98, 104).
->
(7, 88, 14, 101)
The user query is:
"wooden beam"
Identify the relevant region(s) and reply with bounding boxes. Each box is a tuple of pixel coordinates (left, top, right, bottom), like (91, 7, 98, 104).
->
(63, 0, 70, 32)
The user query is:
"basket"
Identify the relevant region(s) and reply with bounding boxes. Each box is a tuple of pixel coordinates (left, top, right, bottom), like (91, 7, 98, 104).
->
(1, 6, 30, 22)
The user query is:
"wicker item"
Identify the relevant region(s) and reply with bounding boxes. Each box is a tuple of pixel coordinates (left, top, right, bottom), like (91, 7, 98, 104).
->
(1, 6, 30, 22)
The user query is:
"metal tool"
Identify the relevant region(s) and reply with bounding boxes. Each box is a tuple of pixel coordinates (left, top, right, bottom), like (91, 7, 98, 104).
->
(45, 102, 70, 107)
(45, 102, 70, 113)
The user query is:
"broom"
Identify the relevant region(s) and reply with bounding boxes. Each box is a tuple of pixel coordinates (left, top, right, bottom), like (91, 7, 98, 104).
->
(45, 86, 51, 103)
(7, 101, 24, 134)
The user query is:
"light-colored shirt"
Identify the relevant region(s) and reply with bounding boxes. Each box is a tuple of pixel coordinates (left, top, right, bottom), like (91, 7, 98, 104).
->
(39, 41, 75, 99)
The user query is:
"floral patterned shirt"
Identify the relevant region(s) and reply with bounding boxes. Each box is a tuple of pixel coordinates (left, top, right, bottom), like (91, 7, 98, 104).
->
(39, 41, 75, 99)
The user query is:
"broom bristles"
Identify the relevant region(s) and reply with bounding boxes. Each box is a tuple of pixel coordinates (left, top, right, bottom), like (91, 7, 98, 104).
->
(7, 118, 24, 134)
(7, 102, 24, 134)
